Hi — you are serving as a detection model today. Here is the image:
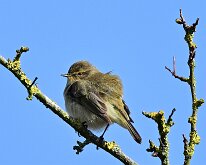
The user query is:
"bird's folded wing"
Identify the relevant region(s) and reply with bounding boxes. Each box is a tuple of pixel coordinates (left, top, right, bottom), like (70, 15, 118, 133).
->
(122, 100, 134, 123)
(68, 81, 111, 123)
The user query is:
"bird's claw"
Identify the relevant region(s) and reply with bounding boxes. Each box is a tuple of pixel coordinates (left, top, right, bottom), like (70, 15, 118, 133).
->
(82, 121, 88, 129)
(96, 135, 104, 150)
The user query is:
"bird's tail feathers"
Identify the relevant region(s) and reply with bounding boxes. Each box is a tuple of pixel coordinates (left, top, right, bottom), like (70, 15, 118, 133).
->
(126, 121, 142, 144)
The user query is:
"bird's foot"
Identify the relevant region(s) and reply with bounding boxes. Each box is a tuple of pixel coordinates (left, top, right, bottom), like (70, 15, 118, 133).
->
(81, 121, 88, 129)
(77, 121, 88, 137)
(96, 135, 105, 150)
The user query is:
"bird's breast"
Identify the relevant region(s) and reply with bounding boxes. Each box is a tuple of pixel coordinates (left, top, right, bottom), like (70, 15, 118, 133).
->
(64, 97, 108, 131)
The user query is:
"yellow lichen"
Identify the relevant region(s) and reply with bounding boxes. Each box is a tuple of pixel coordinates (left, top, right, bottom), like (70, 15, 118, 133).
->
(104, 141, 117, 150)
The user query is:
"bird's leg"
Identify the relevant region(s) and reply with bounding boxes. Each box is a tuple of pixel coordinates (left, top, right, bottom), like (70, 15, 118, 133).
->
(82, 121, 88, 129)
(96, 124, 109, 150)
(77, 121, 88, 137)
(99, 124, 109, 140)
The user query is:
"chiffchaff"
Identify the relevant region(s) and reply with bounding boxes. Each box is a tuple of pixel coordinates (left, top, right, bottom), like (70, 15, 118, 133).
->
(62, 61, 142, 144)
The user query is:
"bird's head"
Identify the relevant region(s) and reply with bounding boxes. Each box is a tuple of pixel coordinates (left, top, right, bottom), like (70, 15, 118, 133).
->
(61, 61, 99, 82)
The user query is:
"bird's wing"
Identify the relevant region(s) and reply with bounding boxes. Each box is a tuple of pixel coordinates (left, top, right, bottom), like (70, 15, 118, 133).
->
(122, 100, 134, 123)
(67, 81, 111, 123)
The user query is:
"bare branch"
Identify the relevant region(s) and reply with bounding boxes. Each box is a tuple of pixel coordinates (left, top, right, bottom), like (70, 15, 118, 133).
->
(167, 108, 176, 125)
(165, 56, 189, 82)
(73, 139, 91, 154)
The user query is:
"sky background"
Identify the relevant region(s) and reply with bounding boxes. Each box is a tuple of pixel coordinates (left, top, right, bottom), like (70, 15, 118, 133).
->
(0, 1, 206, 165)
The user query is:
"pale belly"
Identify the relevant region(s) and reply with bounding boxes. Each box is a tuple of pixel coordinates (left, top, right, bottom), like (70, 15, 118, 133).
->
(65, 98, 108, 131)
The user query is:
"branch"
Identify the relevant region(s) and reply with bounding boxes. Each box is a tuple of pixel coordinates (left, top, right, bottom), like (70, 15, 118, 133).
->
(0, 47, 138, 165)
(169, 9, 204, 165)
(73, 139, 91, 154)
(165, 56, 189, 82)
(142, 109, 176, 165)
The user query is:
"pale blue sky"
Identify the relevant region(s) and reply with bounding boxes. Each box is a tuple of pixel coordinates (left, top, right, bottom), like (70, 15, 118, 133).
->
(1, 1, 206, 165)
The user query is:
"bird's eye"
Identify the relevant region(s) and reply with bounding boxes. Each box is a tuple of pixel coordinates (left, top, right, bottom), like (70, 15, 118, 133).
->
(77, 72, 82, 75)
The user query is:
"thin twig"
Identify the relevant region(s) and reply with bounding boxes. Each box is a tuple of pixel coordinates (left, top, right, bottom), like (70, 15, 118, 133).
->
(73, 139, 91, 154)
(167, 108, 176, 125)
(14, 46, 29, 61)
(165, 56, 189, 82)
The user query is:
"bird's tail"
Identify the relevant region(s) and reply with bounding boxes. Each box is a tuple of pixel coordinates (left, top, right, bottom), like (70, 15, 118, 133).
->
(126, 121, 142, 144)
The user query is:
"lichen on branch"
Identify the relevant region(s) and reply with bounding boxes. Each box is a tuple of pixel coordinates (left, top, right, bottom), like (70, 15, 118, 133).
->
(143, 109, 176, 165)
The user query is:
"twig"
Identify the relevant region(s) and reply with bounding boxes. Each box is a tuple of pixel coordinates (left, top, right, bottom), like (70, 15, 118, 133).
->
(73, 139, 91, 154)
(182, 134, 188, 146)
(165, 56, 189, 82)
(167, 108, 176, 125)
(182, 134, 190, 163)
(14, 46, 29, 62)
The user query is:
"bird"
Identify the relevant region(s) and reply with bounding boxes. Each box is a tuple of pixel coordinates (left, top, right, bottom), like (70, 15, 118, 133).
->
(62, 61, 142, 144)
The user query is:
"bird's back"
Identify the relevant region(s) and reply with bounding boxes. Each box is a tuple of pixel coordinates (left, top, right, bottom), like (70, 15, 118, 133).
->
(87, 72, 123, 98)
(86, 72, 132, 122)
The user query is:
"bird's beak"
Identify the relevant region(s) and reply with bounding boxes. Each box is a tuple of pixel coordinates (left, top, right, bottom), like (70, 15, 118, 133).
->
(61, 73, 69, 77)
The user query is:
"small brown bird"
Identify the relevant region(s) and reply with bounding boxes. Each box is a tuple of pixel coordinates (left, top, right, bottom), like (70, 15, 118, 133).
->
(62, 61, 142, 144)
